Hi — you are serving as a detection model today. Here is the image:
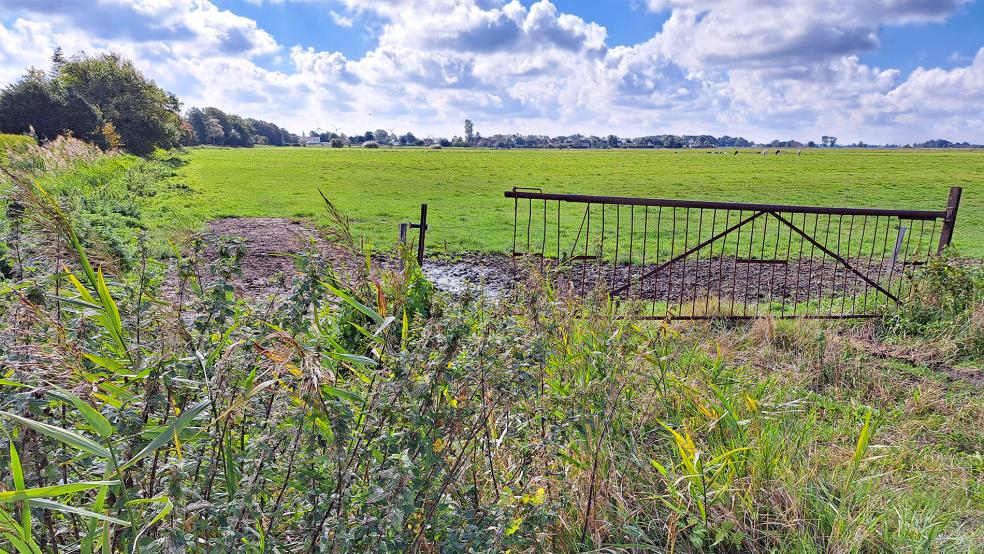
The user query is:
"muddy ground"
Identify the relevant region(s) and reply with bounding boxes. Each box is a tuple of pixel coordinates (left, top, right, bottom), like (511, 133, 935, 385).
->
(199, 218, 515, 298)
(197, 217, 913, 308)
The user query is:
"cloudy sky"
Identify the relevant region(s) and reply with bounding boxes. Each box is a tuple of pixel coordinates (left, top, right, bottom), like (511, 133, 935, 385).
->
(1, 0, 982, 143)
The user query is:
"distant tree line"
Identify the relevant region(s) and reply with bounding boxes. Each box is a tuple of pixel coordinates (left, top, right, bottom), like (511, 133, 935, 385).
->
(184, 107, 298, 147)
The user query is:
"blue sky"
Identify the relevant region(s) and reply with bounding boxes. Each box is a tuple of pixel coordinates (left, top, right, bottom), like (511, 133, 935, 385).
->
(0, 0, 982, 143)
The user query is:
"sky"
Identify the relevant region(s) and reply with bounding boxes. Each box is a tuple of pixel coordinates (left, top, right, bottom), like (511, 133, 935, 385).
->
(0, 0, 982, 144)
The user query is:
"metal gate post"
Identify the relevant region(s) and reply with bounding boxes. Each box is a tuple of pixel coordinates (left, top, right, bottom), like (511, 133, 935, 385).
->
(409, 204, 428, 266)
(937, 186, 962, 253)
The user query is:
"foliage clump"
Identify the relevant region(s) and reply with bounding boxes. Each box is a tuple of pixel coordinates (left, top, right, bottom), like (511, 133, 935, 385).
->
(879, 251, 984, 359)
(0, 50, 182, 155)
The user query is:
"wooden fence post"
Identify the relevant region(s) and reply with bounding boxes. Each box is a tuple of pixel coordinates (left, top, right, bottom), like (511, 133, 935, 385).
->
(937, 186, 962, 254)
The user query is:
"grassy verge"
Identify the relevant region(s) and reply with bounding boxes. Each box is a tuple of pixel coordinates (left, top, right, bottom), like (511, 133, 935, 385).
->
(1, 138, 196, 274)
(1, 154, 980, 551)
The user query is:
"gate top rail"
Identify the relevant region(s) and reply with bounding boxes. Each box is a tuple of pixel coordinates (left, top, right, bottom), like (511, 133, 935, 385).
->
(504, 189, 947, 220)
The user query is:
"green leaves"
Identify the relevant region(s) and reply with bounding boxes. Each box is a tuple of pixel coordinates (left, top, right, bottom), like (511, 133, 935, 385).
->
(321, 385, 364, 404)
(0, 411, 110, 459)
(0, 482, 119, 504)
(48, 386, 114, 439)
(119, 398, 210, 472)
(28, 499, 130, 527)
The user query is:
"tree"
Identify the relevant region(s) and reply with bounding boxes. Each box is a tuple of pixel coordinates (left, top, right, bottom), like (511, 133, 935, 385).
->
(57, 52, 182, 154)
(0, 70, 102, 143)
(464, 119, 474, 146)
(178, 119, 197, 146)
(49, 47, 66, 78)
(375, 129, 389, 144)
(204, 118, 223, 145)
(248, 118, 293, 146)
(186, 108, 208, 146)
(400, 132, 418, 146)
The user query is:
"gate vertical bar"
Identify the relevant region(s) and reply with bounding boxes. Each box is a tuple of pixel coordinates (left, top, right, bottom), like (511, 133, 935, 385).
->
(416, 203, 428, 266)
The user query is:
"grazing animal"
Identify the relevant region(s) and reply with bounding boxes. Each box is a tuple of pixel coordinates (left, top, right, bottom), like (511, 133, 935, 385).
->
(734, 150, 739, 155)
(775, 149, 781, 155)
(761, 149, 767, 155)
(797, 149, 802, 156)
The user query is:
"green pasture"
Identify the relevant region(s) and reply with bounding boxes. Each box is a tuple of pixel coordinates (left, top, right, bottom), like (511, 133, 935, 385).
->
(169, 147, 984, 256)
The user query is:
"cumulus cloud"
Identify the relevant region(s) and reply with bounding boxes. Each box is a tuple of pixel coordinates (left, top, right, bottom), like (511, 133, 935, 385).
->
(648, 0, 971, 70)
(0, 0, 980, 142)
(0, 0, 279, 57)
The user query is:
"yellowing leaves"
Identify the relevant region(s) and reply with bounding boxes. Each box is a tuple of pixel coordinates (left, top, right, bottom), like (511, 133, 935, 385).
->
(521, 487, 546, 506)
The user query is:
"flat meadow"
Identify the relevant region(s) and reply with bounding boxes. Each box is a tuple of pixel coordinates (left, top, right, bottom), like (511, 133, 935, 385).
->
(170, 146, 984, 256)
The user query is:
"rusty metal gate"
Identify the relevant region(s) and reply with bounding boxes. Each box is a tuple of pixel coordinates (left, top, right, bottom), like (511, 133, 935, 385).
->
(505, 187, 962, 319)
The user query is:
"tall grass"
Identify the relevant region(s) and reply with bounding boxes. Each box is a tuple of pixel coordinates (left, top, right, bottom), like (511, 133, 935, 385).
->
(1, 148, 981, 552)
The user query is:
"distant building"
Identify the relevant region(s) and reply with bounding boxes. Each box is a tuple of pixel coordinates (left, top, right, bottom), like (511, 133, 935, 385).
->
(302, 136, 322, 146)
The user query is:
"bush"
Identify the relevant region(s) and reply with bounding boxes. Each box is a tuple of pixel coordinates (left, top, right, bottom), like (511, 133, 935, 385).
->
(878, 252, 984, 359)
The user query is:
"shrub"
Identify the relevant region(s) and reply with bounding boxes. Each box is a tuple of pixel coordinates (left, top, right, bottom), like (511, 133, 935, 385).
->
(878, 251, 984, 359)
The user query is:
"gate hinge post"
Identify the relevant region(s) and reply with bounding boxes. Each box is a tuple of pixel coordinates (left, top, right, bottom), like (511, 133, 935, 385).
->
(937, 186, 962, 254)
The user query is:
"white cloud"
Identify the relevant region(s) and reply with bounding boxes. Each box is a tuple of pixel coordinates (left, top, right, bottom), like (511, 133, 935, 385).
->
(329, 10, 353, 27)
(0, 0, 981, 143)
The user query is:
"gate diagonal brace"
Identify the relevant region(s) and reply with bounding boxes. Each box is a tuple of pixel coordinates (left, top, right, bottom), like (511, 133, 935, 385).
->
(610, 210, 767, 296)
(767, 211, 900, 304)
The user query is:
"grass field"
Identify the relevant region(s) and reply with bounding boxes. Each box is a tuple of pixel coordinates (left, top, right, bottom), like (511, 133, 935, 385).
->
(168, 147, 984, 256)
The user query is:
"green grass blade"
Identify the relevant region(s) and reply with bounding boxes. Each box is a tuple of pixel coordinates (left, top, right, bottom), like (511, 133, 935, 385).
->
(0, 412, 110, 459)
(125, 497, 173, 554)
(27, 500, 130, 527)
(321, 281, 383, 324)
(119, 399, 209, 472)
(8, 442, 30, 545)
(0, 482, 118, 503)
(48, 386, 114, 439)
(82, 484, 109, 554)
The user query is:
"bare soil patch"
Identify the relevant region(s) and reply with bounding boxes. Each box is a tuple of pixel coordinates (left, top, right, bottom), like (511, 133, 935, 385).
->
(199, 218, 516, 297)
(203, 217, 352, 297)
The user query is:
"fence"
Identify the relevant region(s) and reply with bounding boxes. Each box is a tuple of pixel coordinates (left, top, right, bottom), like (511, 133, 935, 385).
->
(505, 187, 962, 319)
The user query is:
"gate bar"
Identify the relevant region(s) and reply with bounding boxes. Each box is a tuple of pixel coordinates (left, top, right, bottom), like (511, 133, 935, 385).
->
(504, 190, 946, 220)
